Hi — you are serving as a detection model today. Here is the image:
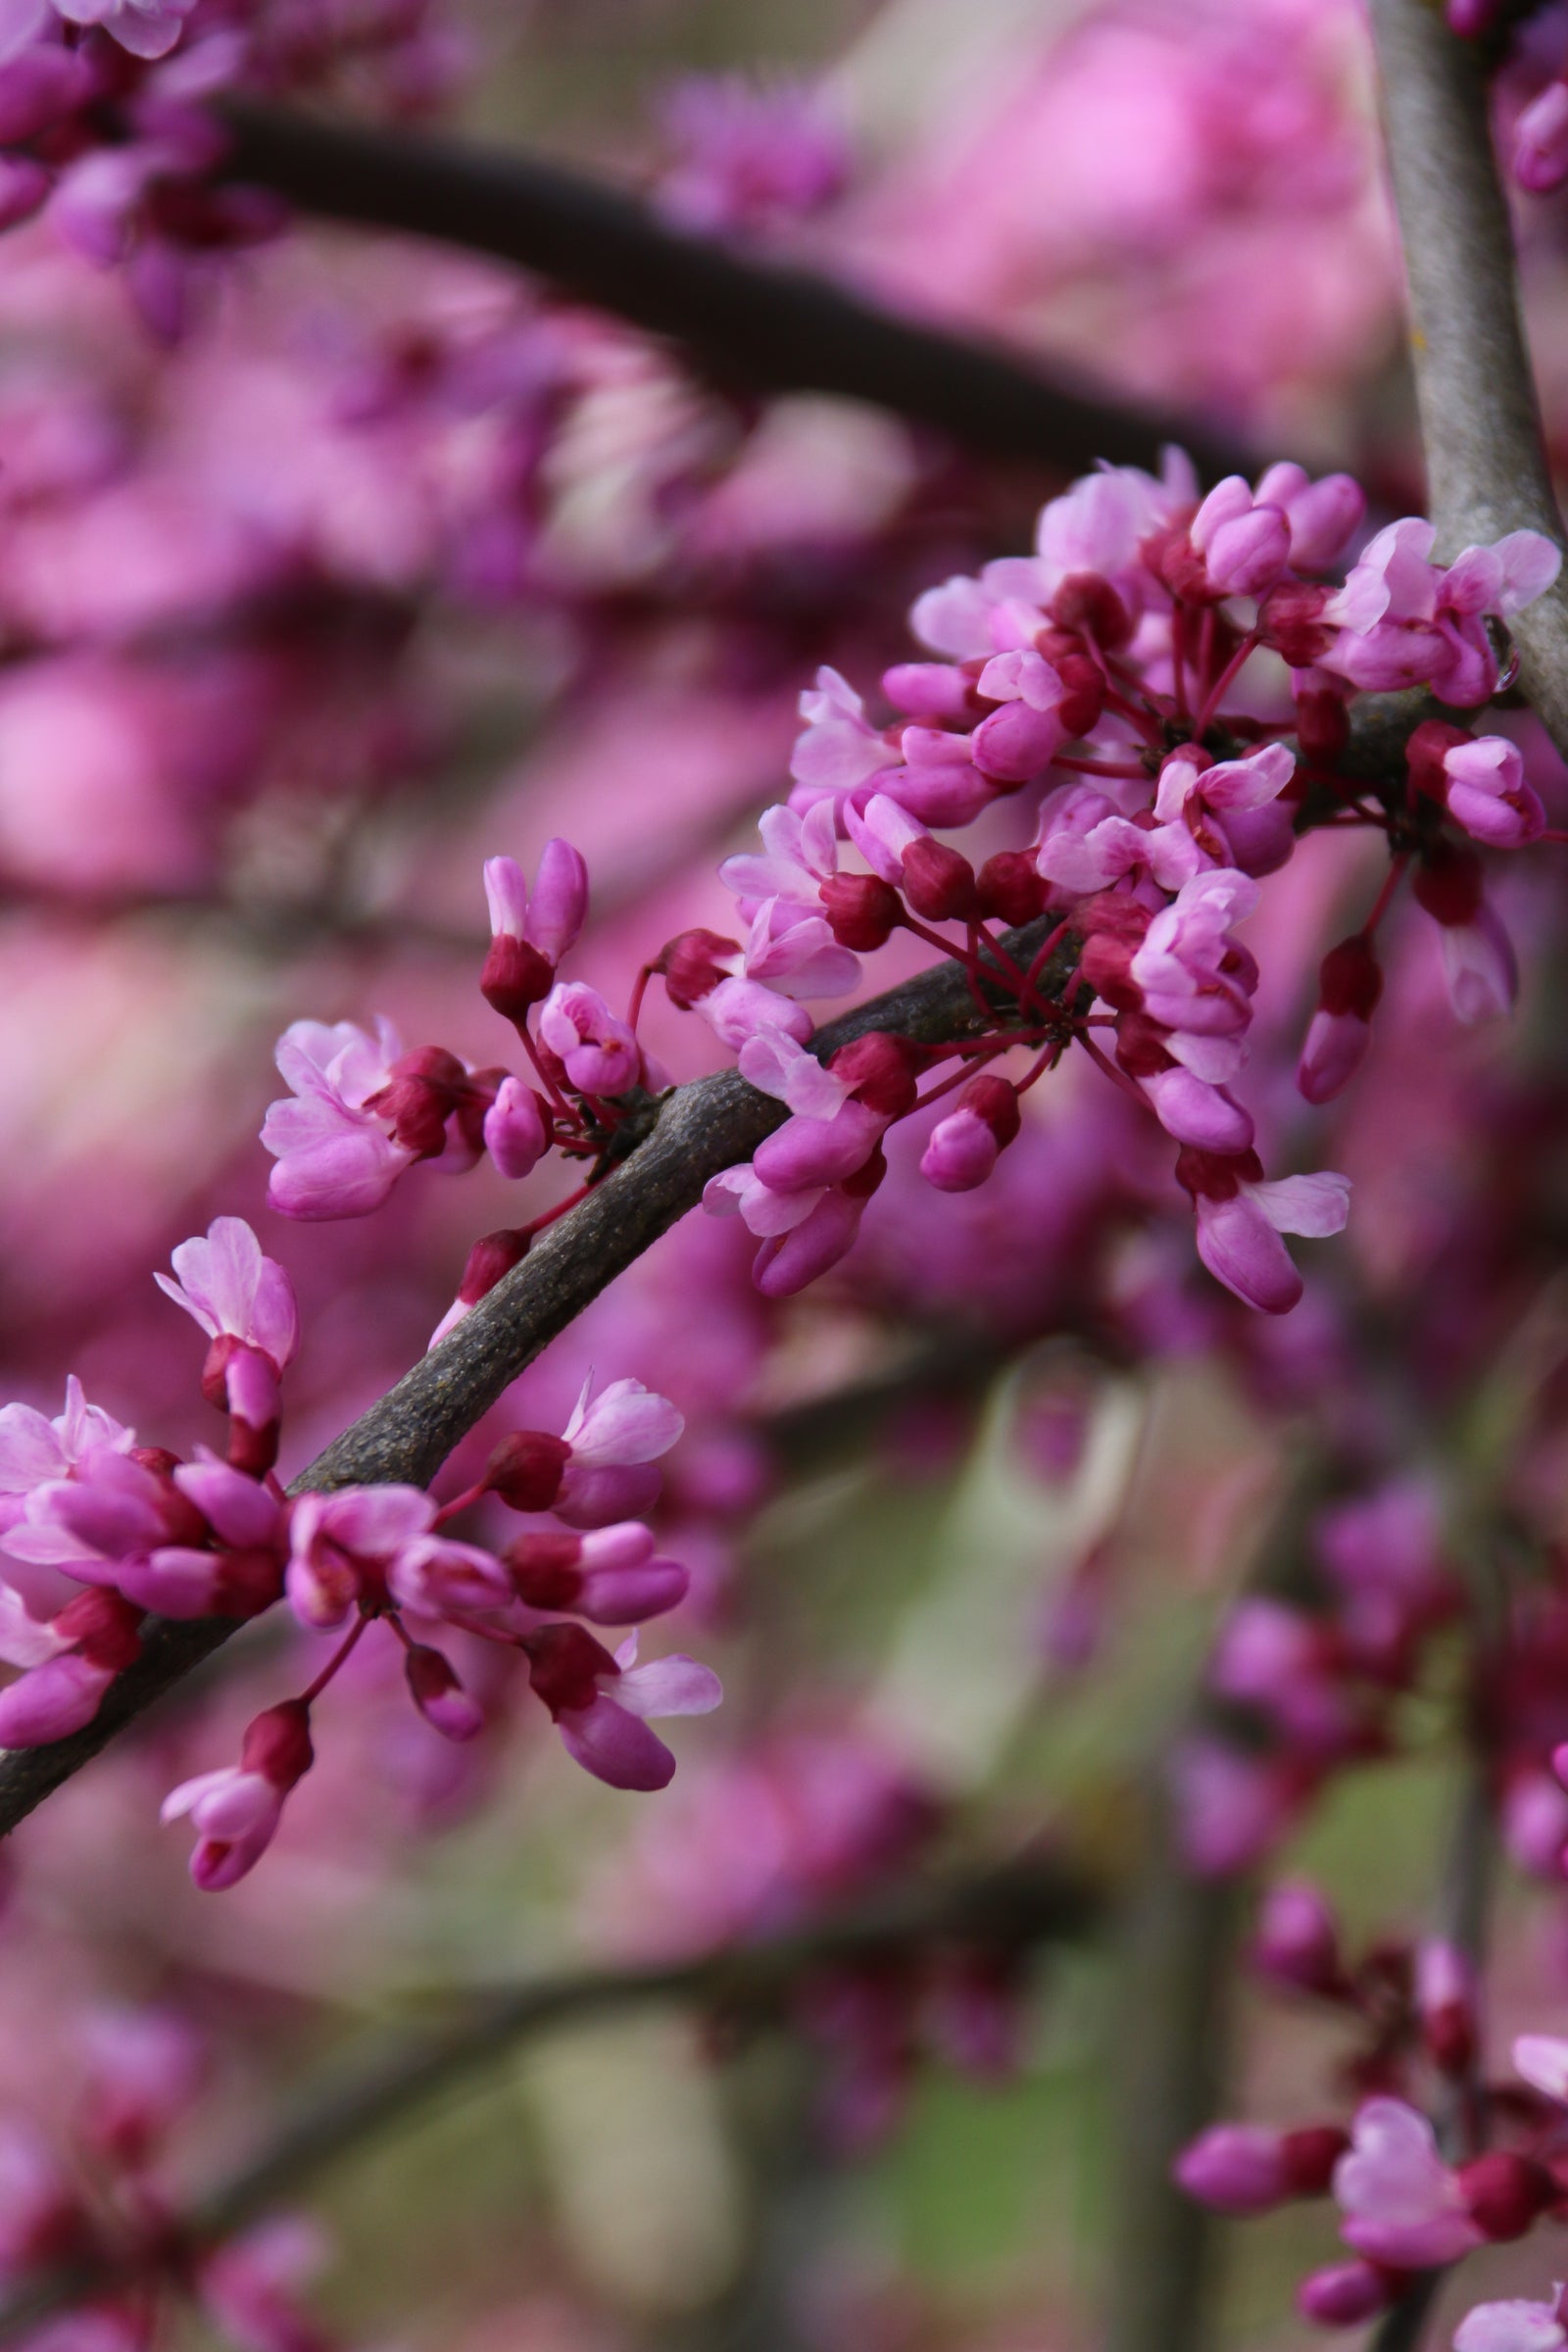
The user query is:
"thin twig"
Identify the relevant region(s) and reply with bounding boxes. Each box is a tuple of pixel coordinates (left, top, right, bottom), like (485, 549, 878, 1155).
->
(216, 103, 1255, 485)
(1366, 0, 1568, 758)
(0, 1853, 1106, 2339)
(0, 912, 1079, 1840)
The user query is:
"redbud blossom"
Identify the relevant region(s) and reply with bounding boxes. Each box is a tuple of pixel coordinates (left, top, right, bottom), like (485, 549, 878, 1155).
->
(480, 841, 588, 1018)
(523, 1621, 720, 1790)
(1332, 2098, 1484, 2268)
(920, 1076, 1020, 1192)
(537, 981, 641, 1095)
(162, 1698, 315, 1891)
(482, 1076, 549, 1180)
(1454, 2302, 1568, 2352)
(1298, 934, 1383, 1104)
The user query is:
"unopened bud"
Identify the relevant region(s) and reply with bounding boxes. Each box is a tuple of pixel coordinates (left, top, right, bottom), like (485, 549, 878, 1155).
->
(820, 872, 902, 951)
(486, 1431, 571, 1512)
(660, 929, 739, 1010)
(829, 1032, 922, 1119)
(976, 852, 1050, 927)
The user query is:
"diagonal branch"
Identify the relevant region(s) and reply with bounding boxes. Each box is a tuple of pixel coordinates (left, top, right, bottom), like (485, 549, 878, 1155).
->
(216, 102, 1255, 484)
(1366, 0, 1568, 758)
(0, 913, 1078, 1841)
(0, 1852, 1106, 2339)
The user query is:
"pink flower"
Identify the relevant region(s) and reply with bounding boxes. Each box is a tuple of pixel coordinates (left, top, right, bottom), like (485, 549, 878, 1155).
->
(1322, 517, 1561, 705)
(482, 1075, 550, 1180)
(1152, 743, 1297, 878)
(198, 2214, 333, 2352)
(1333, 2097, 1485, 2268)
(555, 1373, 685, 1529)
(1516, 80, 1568, 196)
(261, 1017, 416, 1220)
(0, 1587, 141, 1745)
(3, 1447, 179, 1584)
(919, 1076, 1021, 1192)
(161, 1699, 314, 1891)
(1183, 1156, 1351, 1315)
(1513, 2034, 1568, 2104)
(1440, 736, 1547, 848)
(1454, 2300, 1567, 2352)
(1169, 1734, 1301, 1875)
(1036, 786, 1200, 896)
(1252, 463, 1366, 571)
(0, 2119, 82, 2281)
(14, 0, 197, 62)
(1297, 2263, 1398, 2327)
(480, 841, 588, 1018)
(1032, 451, 1195, 612)
(1174, 2122, 1347, 2216)
(1130, 868, 1260, 1037)
(285, 1486, 509, 1631)
(79, 2006, 206, 2164)
(506, 1523, 689, 1624)
(0, 1377, 132, 1537)
(537, 982, 641, 1096)
(845, 793, 979, 922)
(788, 666, 901, 810)
(1298, 934, 1383, 1105)
(1178, 475, 1293, 600)
(402, 1643, 484, 1742)
(524, 1621, 721, 1791)
(721, 799, 842, 919)
(155, 1217, 299, 1373)
(1251, 1881, 1343, 1994)
(969, 648, 1074, 779)
(656, 74, 847, 234)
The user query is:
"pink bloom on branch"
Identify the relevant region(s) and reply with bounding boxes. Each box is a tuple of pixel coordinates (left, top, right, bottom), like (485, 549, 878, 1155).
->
(555, 1373, 684, 1529)
(1333, 2097, 1485, 2268)
(1440, 736, 1546, 848)
(0, 1587, 141, 1745)
(285, 1486, 509, 1631)
(1186, 1160, 1351, 1315)
(1174, 2122, 1348, 2216)
(788, 666, 901, 809)
(156, 1217, 299, 1372)
(482, 1075, 550, 1181)
(1321, 517, 1561, 705)
(1513, 2034, 1568, 2104)
(481, 841, 588, 1017)
(262, 1016, 415, 1221)
(80, 2006, 206, 2164)
(538, 982, 641, 1097)
(5, 0, 197, 61)
(1252, 463, 1366, 571)
(198, 2214, 333, 2352)
(162, 1699, 314, 1891)
(1516, 81, 1568, 196)
(525, 1621, 721, 1791)
(0, 1378, 132, 1536)
(1454, 2302, 1568, 2352)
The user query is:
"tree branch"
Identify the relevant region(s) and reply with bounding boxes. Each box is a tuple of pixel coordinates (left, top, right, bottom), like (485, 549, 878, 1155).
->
(0, 914, 1079, 1841)
(216, 102, 1255, 485)
(0, 1852, 1106, 2338)
(1366, 0, 1568, 757)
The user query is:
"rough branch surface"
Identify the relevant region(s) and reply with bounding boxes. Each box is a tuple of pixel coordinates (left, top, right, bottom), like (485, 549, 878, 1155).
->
(1368, 0, 1568, 757)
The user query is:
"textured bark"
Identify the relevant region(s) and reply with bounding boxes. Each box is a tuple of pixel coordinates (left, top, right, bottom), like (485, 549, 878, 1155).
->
(1367, 0, 1568, 757)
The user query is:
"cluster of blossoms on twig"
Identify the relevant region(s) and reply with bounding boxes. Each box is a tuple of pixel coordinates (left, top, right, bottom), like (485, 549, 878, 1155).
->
(0, 2001, 357, 2352)
(1175, 1877, 1568, 2348)
(263, 450, 1561, 1324)
(0, 1210, 719, 1887)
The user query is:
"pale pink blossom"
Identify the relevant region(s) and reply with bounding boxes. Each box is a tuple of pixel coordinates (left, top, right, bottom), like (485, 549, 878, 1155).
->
(0, 1588, 141, 1744)
(1441, 736, 1547, 848)
(525, 1621, 721, 1790)
(261, 1017, 415, 1221)
(553, 1373, 684, 1529)
(1322, 518, 1561, 705)
(198, 2214, 333, 2352)
(161, 1700, 313, 1891)
(482, 1075, 550, 1180)
(154, 1216, 299, 1373)
(1252, 463, 1366, 571)
(537, 981, 641, 1096)
(483, 841, 588, 965)
(788, 665, 901, 809)
(1333, 2096, 1484, 2268)
(1191, 1167, 1350, 1315)
(285, 1486, 509, 1632)
(0, 1377, 132, 1536)
(1453, 2299, 1567, 2352)
(1516, 80, 1568, 196)
(1513, 2034, 1568, 2104)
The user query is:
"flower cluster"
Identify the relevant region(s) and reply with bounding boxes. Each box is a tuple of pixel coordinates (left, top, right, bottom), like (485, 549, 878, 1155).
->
(1178, 1885, 1568, 2341)
(277, 452, 1561, 1327)
(0, 1213, 719, 1889)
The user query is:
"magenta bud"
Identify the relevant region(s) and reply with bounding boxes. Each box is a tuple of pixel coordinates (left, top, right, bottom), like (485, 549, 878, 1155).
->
(1297, 2261, 1399, 2327)
(486, 1431, 571, 1512)
(1173, 2125, 1290, 2215)
(405, 1645, 483, 1741)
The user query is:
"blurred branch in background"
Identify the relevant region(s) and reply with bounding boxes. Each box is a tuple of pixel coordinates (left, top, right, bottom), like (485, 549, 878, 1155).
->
(216, 103, 1258, 485)
(0, 1851, 1107, 2342)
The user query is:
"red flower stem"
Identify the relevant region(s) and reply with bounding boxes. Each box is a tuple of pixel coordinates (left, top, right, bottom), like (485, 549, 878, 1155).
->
(626, 964, 656, 1036)
(430, 1480, 489, 1529)
(1191, 629, 1260, 740)
(1077, 1028, 1155, 1116)
(1364, 851, 1411, 938)
(524, 1182, 593, 1237)
(1171, 606, 1190, 720)
(519, 1026, 575, 1123)
(298, 1611, 372, 1707)
(1014, 1039, 1064, 1094)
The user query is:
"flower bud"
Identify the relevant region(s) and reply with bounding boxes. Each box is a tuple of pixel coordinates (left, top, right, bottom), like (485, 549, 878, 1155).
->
(485, 1430, 572, 1512)
(1458, 2152, 1555, 2242)
(919, 1076, 1021, 1193)
(976, 852, 1049, 927)
(829, 1031, 922, 1119)
(405, 1645, 483, 1741)
(901, 836, 980, 923)
(820, 873, 902, 951)
(1297, 2261, 1400, 2326)
(660, 929, 741, 1010)
(481, 933, 555, 1020)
